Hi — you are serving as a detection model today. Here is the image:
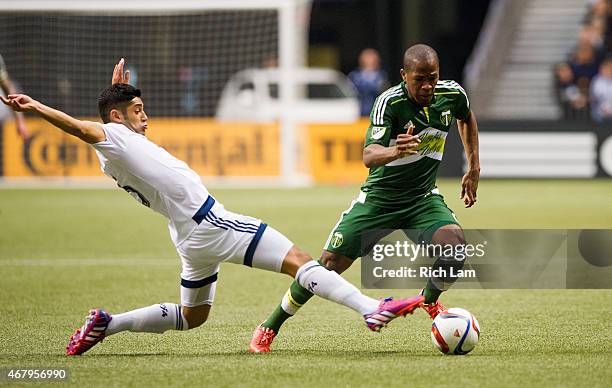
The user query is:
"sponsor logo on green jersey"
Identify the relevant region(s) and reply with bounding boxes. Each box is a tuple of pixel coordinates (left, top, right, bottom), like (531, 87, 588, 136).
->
(386, 127, 447, 166)
(417, 129, 446, 156)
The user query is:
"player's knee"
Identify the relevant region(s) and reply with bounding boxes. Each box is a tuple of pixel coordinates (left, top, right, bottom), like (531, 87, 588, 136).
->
(320, 251, 353, 273)
(280, 245, 313, 277)
(182, 304, 210, 329)
(431, 224, 466, 247)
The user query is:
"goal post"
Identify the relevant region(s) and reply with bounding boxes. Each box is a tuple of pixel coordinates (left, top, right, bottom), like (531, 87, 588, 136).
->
(0, 0, 312, 186)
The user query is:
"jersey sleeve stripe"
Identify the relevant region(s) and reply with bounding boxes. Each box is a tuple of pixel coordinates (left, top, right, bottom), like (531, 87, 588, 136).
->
(373, 88, 402, 125)
(436, 80, 470, 109)
(372, 85, 401, 124)
(372, 87, 396, 125)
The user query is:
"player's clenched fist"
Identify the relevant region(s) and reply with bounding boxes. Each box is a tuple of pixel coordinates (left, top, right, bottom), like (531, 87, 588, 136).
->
(394, 124, 421, 157)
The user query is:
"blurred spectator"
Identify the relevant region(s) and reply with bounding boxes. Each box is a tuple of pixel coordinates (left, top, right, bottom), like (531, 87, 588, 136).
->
(554, 62, 589, 120)
(569, 44, 600, 85)
(587, 0, 612, 51)
(588, 0, 609, 25)
(604, 1, 612, 52)
(590, 58, 612, 122)
(0, 54, 28, 139)
(577, 24, 605, 57)
(554, 0, 611, 119)
(348, 48, 388, 117)
(179, 66, 208, 115)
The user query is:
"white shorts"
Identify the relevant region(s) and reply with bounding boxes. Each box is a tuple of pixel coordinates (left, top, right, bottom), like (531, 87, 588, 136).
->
(176, 197, 293, 307)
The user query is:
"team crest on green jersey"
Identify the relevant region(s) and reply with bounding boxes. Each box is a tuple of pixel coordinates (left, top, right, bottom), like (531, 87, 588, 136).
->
(330, 232, 344, 248)
(440, 110, 452, 126)
(404, 120, 415, 132)
(371, 126, 386, 140)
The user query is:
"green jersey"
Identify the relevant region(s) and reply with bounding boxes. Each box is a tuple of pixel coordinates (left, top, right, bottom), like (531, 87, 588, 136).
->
(361, 80, 470, 207)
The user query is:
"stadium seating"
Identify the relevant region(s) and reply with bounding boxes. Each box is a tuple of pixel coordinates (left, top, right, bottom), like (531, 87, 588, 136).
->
(554, 0, 611, 122)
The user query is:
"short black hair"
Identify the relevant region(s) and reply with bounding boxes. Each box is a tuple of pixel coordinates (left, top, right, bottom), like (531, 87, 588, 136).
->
(403, 44, 439, 72)
(97, 83, 142, 123)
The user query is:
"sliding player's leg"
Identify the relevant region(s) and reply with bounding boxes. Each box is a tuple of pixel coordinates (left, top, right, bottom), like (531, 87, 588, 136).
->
(249, 215, 422, 352)
(257, 250, 354, 338)
(66, 276, 216, 356)
(252, 197, 385, 346)
(251, 197, 398, 351)
(278, 243, 423, 326)
(66, 256, 219, 356)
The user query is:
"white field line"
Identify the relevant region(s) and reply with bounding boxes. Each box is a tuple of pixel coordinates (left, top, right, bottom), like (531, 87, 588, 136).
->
(0, 177, 312, 189)
(0, 258, 178, 266)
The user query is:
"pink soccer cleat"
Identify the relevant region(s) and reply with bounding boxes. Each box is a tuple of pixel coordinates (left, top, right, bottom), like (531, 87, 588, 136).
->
(419, 289, 446, 319)
(66, 309, 112, 356)
(363, 295, 424, 332)
(421, 300, 446, 319)
(249, 324, 277, 353)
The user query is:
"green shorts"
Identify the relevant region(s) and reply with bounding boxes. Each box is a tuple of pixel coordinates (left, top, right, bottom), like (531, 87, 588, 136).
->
(323, 189, 459, 260)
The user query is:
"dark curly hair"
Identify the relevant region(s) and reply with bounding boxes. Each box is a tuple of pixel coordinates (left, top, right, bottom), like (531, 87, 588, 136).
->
(98, 83, 142, 123)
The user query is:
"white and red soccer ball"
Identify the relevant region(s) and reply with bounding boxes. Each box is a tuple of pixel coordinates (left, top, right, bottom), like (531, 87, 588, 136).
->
(431, 308, 480, 355)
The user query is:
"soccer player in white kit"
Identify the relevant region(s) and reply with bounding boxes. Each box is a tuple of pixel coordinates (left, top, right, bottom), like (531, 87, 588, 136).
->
(1, 59, 424, 356)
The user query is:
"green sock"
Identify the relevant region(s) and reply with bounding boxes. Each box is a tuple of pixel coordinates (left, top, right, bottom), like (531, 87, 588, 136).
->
(262, 305, 292, 333)
(423, 280, 443, 304)
(261, 280, 314, 333)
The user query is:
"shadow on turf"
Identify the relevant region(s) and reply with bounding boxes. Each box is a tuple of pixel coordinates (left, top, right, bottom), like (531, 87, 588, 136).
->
(67, 349, 438, 358)
(3, 348, 493, 358)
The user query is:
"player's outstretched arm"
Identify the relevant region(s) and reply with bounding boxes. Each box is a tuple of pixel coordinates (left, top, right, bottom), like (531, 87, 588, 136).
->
(1, 94, 105, 144)
(457, 110, 480, 208)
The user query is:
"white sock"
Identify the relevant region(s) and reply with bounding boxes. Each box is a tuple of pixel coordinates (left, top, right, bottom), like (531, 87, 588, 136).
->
(280, 290, 301, 315)
(295, 261, 379, 315)
(106, 303, 188, 335)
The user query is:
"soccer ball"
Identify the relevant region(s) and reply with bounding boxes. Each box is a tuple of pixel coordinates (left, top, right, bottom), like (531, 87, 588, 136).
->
(431, 308, 480, 355)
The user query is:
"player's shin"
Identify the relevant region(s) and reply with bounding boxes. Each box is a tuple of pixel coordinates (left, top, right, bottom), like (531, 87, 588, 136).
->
(262, 281, 314, 332)
(106, 303, 188, 335)
(295, 261, 378, 315)
(423, 254, 466, 303)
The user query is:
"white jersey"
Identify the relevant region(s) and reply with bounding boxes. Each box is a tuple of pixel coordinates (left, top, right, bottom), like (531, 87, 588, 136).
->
(92, 123, 209, 245)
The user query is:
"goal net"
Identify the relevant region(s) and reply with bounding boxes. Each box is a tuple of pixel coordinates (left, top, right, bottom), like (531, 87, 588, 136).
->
(0, 0, 311, 185)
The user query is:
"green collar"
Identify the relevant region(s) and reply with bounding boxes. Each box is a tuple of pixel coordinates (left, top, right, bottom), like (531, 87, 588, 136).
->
(401, 81, 432, 123)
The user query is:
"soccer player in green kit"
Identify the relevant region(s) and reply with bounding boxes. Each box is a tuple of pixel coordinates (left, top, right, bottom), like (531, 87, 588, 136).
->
(250, 44, 480, 352)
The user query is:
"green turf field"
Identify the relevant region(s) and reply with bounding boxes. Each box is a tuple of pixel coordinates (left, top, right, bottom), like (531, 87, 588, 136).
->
(0, 179, 611, 387)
